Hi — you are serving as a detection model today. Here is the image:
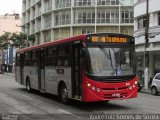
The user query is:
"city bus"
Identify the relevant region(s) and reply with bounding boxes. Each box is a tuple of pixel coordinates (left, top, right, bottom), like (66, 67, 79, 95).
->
(15, 33, 138, 103)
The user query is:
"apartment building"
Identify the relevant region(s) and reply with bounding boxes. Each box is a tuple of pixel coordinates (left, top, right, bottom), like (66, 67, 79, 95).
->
(22, 0, 134, 46)
(134, 0, 160, 89)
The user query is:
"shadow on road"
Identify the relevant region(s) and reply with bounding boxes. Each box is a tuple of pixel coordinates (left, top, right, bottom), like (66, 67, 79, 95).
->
(17, 88, 134, 112)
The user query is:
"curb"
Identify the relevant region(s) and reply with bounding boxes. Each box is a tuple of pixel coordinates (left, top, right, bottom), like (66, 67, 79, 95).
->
(139, 89, 151, 94)
(4, 73, 15, 76)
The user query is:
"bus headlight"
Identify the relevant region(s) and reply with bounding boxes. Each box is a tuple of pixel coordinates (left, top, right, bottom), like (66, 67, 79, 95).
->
(134, 81, 138, 85)
(86, 82, 101, 92)
(87, 83, 91, 87)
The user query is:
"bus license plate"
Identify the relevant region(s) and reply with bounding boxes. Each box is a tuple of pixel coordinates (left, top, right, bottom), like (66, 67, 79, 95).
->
(112, 93, 120, 97)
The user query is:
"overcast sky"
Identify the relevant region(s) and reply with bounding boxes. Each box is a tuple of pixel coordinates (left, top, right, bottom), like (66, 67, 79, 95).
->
(0, 0, 22, 15)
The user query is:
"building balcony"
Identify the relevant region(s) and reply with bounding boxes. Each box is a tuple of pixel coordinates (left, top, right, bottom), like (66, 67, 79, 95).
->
(74, 19, 133, 25)
(44, 6, 52, 13)
(134, 0, 146, 7)
(55, 3, 71, 9)
(134, 26, 160, 45)
(44, 22, 52, 29)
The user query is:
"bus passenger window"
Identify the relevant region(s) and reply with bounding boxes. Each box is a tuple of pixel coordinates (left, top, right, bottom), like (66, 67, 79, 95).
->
(57, 45, 71, 66)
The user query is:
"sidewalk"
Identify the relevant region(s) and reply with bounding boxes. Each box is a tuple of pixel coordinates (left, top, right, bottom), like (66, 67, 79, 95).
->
(139, 88, 151, 94)
(4, 72, 15, 77)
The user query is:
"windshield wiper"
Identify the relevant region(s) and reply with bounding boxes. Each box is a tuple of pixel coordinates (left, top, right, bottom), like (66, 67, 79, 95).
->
(99, 46, 114, 69)
(118, 50, 122, 69)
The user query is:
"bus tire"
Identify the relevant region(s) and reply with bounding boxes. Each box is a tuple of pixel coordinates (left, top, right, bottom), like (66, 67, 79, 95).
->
(59, 84, 69, 104)
(26, 78, 32, 93)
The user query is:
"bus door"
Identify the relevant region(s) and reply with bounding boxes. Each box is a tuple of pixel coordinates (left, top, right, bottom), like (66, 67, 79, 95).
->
(38, 50, 45, 91)
(20, 54, 24, 84)
(72, 42, 82, 99)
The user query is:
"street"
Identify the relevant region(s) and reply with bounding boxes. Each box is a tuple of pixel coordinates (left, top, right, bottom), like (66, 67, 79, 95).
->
(0, 74, 160, 120)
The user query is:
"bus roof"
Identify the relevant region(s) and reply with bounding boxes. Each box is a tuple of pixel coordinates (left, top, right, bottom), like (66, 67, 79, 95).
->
(16, 33, 134, 53)
(17, 34, 86, 53)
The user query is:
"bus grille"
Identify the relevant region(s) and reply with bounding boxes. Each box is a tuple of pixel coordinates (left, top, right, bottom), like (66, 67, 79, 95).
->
(102, 86, 128, 90)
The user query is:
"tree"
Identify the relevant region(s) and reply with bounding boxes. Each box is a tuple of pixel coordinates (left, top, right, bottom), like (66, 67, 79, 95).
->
(10, 32, 27, 48)
(0, 32, 12, 49)
(0, 32, 35, 49)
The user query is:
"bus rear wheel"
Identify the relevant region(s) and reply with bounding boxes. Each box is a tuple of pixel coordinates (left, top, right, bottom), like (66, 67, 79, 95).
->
(59, 84, 69, 104)
(26, 78, 32, 93)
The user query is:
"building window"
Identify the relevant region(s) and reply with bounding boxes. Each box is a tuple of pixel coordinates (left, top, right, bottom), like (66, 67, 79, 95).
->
(138, 16, 147, 29)
(74, 0, 92, 6)
(74, 11, 95, 24)
(97, 10, 119, 24)
(54, 11, 71, 26)
(56, 0, 71, 9)
(97, 0, 119, 6)
(82, 28, 94, 34)
(44, 0, 52, 12)
(122, 11, 133, 24)
(44, 14, 52, 28)
(44, 30, 51, 42)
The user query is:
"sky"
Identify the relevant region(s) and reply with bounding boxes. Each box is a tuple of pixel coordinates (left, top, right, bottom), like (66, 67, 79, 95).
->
(0, 0, 22, 15)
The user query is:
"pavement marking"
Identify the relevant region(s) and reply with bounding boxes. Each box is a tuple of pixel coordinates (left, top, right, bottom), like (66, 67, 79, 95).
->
(58, 109, 82, 119)
(22, 95, 33, 100)
(141, 97, 160, 102)
(3, 88, 10, 91)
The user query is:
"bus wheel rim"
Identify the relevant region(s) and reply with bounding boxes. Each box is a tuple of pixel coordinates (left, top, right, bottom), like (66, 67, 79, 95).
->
(27, 82, 30, 91)
(62, 88, 67, 99)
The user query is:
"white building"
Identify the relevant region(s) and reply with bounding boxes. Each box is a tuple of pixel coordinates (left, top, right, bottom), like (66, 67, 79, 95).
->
(22, 0, 134, 46)
(134, 0, 160, 88)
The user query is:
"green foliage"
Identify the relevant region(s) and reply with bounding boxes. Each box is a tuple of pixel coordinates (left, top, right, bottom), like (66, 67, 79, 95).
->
(10, 32, 27, 48)
(0, 32, 12, 49)
(0, 32, 35, 49)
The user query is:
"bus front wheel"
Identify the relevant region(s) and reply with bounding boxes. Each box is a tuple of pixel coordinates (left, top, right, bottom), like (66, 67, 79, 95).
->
(59, 84, 69, 104)
(26, 78, 32, 93)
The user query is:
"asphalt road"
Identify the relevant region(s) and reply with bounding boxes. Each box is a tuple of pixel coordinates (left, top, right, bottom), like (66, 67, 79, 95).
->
(0, 74, 160, 120)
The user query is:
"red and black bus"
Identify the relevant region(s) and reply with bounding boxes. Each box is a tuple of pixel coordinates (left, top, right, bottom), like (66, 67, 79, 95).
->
(15, 33, 138, 103)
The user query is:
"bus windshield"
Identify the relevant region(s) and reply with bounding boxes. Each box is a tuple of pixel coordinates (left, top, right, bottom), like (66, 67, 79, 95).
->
(85, 45, 135, 77)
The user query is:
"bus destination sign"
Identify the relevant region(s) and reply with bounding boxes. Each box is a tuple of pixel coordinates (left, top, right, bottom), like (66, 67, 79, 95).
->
(91, 36, 127, 43)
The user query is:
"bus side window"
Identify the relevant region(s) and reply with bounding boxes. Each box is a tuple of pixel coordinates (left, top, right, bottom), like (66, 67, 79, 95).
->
(57, 45, 71, 66)
(46, 46, 57, 66)
(24, 51, 33, 66)
(16, 53, 20, 66)
(33, 51, 37, 66)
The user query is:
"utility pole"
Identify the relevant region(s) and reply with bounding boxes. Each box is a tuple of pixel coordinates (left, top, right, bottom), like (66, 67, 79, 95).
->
(95, 0, 97, 33)
(3, 31, 10, 73)
(144, 0, 149, 90)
